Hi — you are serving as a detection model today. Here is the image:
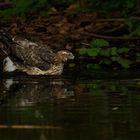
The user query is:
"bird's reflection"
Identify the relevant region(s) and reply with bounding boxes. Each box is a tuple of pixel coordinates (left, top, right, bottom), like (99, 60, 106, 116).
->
(0, 78, 75, 106)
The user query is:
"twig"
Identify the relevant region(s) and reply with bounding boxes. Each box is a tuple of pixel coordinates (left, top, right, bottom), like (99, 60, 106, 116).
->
(81, 42, 90, 46)
(96, 16, 140, 22)
(96, 18, 125, 22)
(0, 124, 62, 129)
(102, 24, 125, 33)
(81, 32, 140, 40)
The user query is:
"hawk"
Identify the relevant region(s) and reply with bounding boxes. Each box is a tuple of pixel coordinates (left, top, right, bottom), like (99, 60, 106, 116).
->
(0, 33, 74, 75)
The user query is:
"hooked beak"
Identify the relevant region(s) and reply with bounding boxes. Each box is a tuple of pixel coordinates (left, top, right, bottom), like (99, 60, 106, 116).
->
(68, 53, 74, 60)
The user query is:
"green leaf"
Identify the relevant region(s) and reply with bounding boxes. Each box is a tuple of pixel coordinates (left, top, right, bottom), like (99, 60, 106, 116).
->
(111, 47, 118, 55)
(1, 0, 49, 18)
(126, 0, 135, 9)
(110, 85, 117, 91)
(99, 48, 110, 56)
(130, 26, 140, 36)
(111, 56, 118, 61)
(79, 48, 87, 55)
(117, 47, 129, 54)
(87, 48, 100, 56)
(117, 58, 131, 68)
(126, 20, 133, 32)
(90, 39, 109, 48)
(104, 60, 111, 64)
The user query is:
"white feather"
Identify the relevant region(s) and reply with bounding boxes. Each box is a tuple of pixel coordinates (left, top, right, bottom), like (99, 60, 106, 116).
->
(4, 79, 14, 90)
(3, 57, 17, 72)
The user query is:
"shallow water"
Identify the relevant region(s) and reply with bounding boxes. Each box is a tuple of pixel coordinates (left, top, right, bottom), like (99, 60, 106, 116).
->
(0, 72, 140, 140)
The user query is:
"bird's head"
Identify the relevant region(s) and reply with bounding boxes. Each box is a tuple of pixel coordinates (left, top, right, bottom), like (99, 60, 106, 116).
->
(0, 32, 13, 47)
(0, 32, 18, 55)
(56, 50, 74, 63)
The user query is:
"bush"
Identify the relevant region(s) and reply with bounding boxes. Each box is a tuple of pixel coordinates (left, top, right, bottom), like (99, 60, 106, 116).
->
(0, 0, 137, 18)
(79, 39, 132, 69)
(0, 0, 50, 18)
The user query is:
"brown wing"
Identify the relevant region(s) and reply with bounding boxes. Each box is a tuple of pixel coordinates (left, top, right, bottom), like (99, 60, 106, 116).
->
(10, 36, 55, 70)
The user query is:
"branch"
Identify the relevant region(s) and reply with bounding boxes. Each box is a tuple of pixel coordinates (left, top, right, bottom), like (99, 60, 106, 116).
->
(96, 16, 140, 22)
(81, 32, 140, 40)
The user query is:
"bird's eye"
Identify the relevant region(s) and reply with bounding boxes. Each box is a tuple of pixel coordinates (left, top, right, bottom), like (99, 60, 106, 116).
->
(3, 59, 7, 65)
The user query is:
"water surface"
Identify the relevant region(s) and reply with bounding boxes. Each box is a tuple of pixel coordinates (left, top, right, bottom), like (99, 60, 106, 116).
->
(0, 72, 140, 140)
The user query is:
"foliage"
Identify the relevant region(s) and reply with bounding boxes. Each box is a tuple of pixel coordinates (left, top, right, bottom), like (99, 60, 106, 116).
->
(79, 39, 132, 69)
(0, 0, 76, 18)
(0, 0, 50, 18)
(126, 20, 140, 37)
(47, 0, 75, 7)
(0, 0, 137, 18)
(77, 0, 136, 17)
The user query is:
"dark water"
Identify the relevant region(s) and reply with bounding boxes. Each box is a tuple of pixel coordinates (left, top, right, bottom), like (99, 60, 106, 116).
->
(0, 72, 140, 140)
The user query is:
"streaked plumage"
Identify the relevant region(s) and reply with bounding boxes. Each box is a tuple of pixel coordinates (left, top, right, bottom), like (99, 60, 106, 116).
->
(0, 33, 74, 75)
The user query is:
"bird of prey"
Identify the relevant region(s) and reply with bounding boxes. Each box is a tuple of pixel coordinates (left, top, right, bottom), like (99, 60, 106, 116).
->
(0, 32, 74, 75)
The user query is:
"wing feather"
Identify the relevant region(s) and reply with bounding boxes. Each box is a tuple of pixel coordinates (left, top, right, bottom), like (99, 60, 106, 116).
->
(10, 36, 55, 70)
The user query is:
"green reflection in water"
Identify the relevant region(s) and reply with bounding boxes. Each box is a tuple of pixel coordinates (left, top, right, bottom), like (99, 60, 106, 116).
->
(0, 76, 140, 140)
